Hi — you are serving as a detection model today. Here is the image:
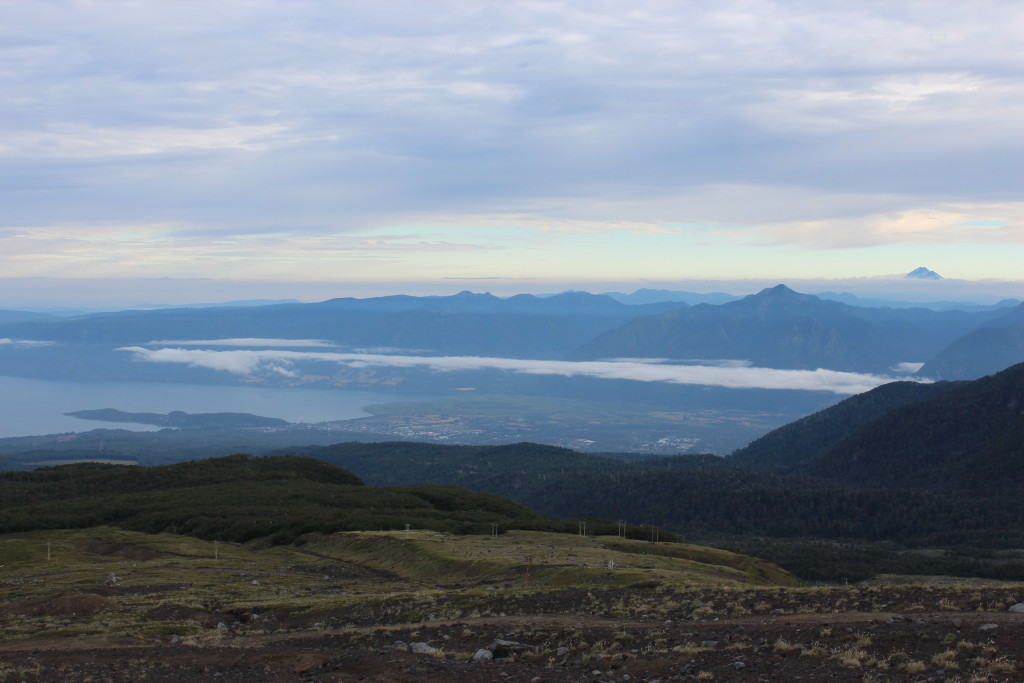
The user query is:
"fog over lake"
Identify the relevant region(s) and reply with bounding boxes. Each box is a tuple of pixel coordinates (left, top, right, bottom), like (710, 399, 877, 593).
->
(0, 376, 408, 438)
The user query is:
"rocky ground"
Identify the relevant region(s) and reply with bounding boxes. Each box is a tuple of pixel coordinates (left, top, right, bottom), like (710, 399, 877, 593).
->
(3, 585, 1024, 682)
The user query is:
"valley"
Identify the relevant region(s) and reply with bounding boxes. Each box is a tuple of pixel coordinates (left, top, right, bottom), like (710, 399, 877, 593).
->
(8, 1, 1024, 677)
(4, 288, 1024, 680)
(321, 395, 791, 454)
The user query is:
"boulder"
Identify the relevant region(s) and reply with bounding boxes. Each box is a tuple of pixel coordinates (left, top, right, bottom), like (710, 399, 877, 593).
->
(1007, 603, 1024, 613)
(488, 638, 532, 658)
(472, 649, 493, 662)
(410, 642, 438, 654)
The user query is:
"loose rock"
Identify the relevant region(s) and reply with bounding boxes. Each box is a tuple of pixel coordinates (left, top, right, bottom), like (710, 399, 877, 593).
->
(410, 642, 438, 654)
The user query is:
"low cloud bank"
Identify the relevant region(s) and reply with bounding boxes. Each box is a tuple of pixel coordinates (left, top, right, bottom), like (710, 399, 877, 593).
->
(0, 338, 53, 347)
(118, 346, 921, 395)
(146, 338, 336, 348)
(893, 362, 926, 373)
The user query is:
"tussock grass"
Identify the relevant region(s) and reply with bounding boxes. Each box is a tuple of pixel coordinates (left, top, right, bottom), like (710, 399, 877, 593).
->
(0, 526, 797, 644)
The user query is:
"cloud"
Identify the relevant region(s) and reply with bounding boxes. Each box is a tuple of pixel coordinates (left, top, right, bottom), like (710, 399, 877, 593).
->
(147, 338, 337, 348)
(759, 202, 1024, 249)
(0, 225, 492, 279)
(1, 124, 295, 159)
(118, 346, 917, 395)
(2, 1, 1023, 284)
(0, 338, 54, 347)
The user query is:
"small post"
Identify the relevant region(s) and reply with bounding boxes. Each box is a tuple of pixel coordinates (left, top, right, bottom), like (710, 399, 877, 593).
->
(214, 540, 219, 561)
(523, 556, 533, 589)
(491, 523, 498, 540)
(46, 541, 52, 561)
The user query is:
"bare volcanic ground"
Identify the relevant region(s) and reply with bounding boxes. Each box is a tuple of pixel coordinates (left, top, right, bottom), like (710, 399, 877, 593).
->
(2, 528, 1024, 681)
(4, 586, 1024, 681)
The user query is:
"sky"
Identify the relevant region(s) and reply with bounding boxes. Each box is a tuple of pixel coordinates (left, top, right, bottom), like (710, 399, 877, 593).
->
(2, 0, 1023, 306)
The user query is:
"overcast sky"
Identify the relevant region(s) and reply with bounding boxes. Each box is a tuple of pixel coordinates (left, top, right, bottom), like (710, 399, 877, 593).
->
(2, 0, 1022, 304)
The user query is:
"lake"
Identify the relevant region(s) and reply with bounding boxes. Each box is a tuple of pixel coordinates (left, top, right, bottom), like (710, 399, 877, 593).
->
(0, 376, 415, 438)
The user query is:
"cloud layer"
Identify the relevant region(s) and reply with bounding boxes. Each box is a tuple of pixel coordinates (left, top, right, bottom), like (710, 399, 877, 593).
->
(3, 1, 1023, 288)
(119, 346, 915, 395)
(0, 339, 54, 347)
(147, 338, 336, 348)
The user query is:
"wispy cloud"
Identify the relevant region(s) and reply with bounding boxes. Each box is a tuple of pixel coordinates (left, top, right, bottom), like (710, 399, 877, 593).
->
(2, 1, 1023, 288)
(118, 346, 916, 395)
(0, 339, 54, 347)
(759, 203, 1024, 249)
(147, 338, 336, 348)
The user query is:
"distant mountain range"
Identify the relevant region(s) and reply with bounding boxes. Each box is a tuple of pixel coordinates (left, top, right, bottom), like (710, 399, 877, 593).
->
(3, 286, 1024, 390)
(0, 309, 62, 325)
(601, 286, 1021, 312)
(571, 284, 1015, 374)
(601, 288, 741, 306)
(0, 290, 678, 360)
(906, 266, 943, 280)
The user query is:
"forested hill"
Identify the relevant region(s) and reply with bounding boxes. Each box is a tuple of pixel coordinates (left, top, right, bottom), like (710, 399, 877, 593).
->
(917, 306, 1024, 380)
(281, 441, 631, 495)
(729, 379, 963, 471)
(0, 454, 616, 544)
(270, 440, 1024, 550)
(806, 361, 1024, 488)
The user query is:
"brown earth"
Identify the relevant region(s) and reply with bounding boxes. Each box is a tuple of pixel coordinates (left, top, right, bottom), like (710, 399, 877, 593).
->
(3, 584, 1024, 682)
(0, 591, 115, 617)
